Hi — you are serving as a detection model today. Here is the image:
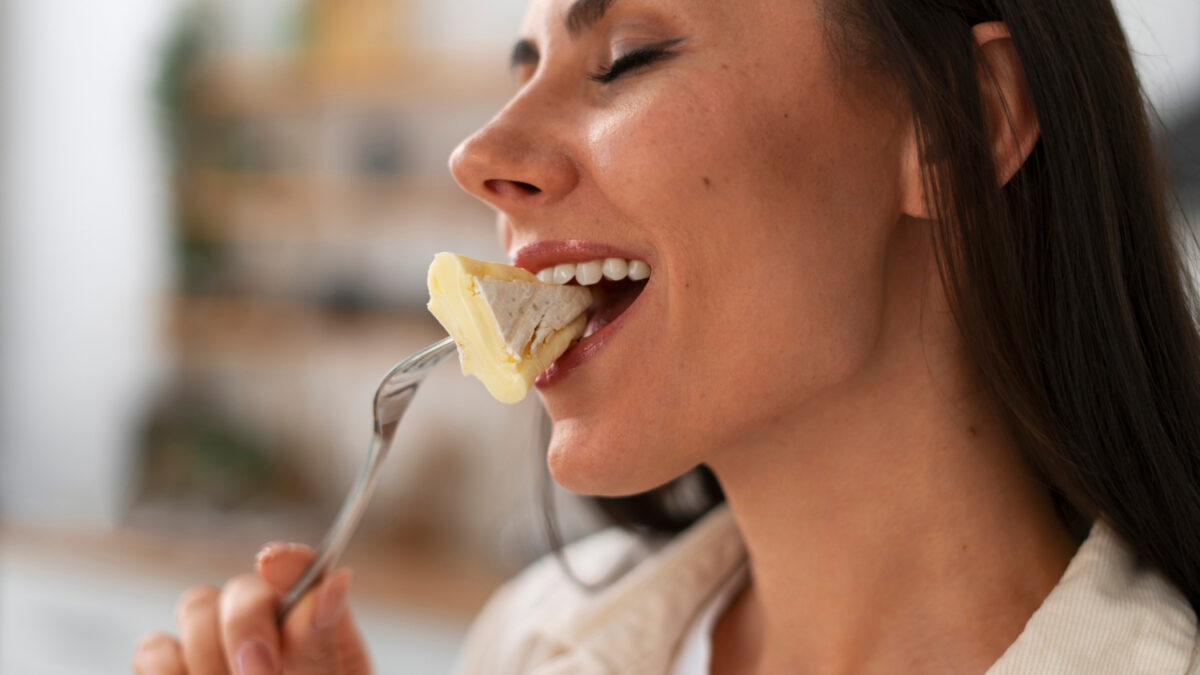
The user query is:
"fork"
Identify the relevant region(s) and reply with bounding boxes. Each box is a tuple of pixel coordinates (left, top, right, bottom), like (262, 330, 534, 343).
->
(277, 335, 457, 621)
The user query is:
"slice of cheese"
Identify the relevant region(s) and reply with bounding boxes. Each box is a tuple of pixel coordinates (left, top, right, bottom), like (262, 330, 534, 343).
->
(427, 252, 591, 403)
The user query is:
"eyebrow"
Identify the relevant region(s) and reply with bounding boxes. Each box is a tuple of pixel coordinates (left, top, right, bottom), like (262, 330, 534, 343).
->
(565, 0, 614, 37)
(509, 0, 615, 72)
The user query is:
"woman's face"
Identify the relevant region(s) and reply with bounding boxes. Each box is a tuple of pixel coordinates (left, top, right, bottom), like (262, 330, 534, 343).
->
(450, 0, 913, 496)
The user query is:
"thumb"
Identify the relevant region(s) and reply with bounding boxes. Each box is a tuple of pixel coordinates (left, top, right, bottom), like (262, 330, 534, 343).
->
(255, 542, 315, 594)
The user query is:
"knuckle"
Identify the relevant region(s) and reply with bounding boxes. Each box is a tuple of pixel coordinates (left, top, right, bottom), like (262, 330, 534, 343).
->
(219, 573, 277, 632)
(223, 572, 266, 595)
(132, 631, 182, 673)
(175, 584, 219, 622)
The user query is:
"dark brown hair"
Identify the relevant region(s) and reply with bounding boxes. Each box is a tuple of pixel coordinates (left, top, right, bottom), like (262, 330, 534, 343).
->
(552, 0, 1200, 610)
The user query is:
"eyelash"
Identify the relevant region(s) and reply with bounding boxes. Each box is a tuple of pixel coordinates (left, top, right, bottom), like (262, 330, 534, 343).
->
(588, 40, 682, 84)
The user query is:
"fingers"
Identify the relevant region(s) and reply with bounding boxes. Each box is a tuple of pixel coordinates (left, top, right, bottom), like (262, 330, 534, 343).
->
(255, 543, 370, 674)
(279, 568, 371, 674)
(287, 568, 352, 635)
(218, 573, 283, 675)
(141, 542, 370, 675)
(132, 631, 185, 675)
(175, 585, 227, 675)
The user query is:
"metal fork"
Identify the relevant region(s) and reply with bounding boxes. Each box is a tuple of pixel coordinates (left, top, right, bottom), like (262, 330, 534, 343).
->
(277, 335, 457, 621)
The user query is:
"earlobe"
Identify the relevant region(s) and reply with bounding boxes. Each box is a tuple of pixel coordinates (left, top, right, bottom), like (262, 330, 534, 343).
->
(973, 21, 1041, 186)
(898, 118, 932, 220)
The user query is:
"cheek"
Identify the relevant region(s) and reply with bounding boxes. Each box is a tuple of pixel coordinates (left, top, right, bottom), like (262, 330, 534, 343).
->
(585, 87, 722, 208)
(666, 100, 901, 436)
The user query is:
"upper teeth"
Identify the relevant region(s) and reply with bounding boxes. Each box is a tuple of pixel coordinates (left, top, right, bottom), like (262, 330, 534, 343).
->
(535, 258, 651, 286)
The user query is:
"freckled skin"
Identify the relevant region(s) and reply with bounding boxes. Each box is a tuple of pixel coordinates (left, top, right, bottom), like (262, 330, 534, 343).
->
(450, 0, 908, 496)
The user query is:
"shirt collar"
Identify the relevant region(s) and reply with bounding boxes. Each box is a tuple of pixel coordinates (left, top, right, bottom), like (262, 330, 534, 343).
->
(541, 504, 746, 673)
(987, 519, 1198, 674)
(532, 508, 1198, 674)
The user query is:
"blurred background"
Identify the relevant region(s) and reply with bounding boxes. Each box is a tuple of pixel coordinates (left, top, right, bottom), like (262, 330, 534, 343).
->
(0, 0, 1196, 672)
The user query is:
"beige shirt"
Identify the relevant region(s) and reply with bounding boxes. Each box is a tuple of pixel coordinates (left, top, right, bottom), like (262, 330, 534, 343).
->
(451, 505, 1200, 674)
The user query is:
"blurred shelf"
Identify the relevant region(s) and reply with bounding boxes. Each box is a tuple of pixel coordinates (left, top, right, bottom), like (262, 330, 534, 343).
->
(1, 512, 504, 619)
(142, 1, 528, 593)
(178, 169, 487, 243)
(191, 49, 513, 116)
(167, 294, 445, 364)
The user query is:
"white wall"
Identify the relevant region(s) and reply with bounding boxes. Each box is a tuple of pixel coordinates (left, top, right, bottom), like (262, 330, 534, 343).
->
(0, 0, 183, 527)
(1116, 0, 1200, 116)
(408, 0, 525, 53)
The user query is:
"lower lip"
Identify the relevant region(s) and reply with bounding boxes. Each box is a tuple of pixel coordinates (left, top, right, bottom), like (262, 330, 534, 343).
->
(534, 283, 648, 389)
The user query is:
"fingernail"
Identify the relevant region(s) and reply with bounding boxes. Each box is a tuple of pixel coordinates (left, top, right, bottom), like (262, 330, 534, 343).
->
(254, 542, 298, 565)
(313, 569, 352, 630)
(235, 640, 276, 675)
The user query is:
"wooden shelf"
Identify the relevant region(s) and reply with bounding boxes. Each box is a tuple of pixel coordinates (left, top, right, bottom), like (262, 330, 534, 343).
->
(167, 295, 444, 364)
(191, 49, 513, 117)
(178, 169, 490, 243)
(2, 514, 504, 618)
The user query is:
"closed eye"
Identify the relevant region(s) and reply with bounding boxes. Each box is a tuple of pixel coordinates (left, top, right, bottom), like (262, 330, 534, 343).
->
(588, 38, 685, 84)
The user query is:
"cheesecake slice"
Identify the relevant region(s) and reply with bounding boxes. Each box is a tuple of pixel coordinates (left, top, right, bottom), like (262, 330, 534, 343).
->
(427, 252, 591, 403)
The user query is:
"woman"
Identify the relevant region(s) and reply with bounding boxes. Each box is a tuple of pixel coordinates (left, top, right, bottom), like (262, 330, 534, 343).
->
(134, 0, 1200, 673)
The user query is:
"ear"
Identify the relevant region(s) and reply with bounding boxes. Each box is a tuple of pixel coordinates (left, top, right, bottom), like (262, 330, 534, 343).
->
(973, 22, 1040, 186)
(899, 22, 1041, 219)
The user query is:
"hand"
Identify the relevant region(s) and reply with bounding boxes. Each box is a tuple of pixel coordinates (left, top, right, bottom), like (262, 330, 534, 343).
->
(132, 543, 371, 674)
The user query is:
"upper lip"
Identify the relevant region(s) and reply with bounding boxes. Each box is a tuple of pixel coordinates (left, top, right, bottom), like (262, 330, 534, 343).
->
(510, 239, 652, 275)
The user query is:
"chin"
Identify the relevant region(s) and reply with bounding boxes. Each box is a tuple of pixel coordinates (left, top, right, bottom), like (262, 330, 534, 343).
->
(545, 417, 689, 498)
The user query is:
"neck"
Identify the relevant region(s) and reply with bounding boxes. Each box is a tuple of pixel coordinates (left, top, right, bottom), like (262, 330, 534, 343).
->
(709, 379, 1077, 673)
(704, 219, 1079, 674)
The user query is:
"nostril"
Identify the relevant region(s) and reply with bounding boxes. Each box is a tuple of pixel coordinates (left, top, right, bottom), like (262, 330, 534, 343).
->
(485, 179, 542, 198)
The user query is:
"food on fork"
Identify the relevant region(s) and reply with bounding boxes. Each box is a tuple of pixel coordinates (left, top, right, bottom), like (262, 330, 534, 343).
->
(427, 252, 591, 403)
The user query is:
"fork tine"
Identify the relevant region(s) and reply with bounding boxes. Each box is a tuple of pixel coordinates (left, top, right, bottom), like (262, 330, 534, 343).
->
(412, 337, 456, 370)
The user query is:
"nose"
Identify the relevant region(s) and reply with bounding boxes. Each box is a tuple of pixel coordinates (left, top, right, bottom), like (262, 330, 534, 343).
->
(449, 93, 580, 215)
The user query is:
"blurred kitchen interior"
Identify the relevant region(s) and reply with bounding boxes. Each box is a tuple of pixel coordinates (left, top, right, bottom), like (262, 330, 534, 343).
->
(0, 0, 1197, 673)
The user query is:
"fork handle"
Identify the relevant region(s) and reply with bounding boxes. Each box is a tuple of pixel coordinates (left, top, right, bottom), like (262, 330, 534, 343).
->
(276, 437, 385, 621)
(276, 336, 456, 622)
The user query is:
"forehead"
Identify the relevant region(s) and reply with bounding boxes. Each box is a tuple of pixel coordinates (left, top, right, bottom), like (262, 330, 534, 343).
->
(518, 0, 819, 44)
(519, 0, 724, 37)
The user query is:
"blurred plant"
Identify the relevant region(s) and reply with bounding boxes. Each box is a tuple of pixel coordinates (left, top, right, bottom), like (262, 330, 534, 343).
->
(155, 3, 208, 169)
(138, 386, 314, 510)
(155, 4, 227, 294)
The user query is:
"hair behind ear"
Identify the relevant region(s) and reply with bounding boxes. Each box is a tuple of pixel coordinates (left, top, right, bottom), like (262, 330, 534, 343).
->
(829, 0, 1200, 612)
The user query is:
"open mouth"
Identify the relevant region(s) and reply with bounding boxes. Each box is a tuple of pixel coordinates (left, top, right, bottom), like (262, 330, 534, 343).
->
(532, 257, 651, 340)
(579, 278, 647, 338)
